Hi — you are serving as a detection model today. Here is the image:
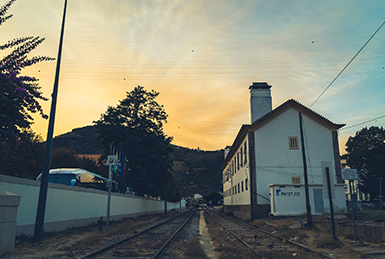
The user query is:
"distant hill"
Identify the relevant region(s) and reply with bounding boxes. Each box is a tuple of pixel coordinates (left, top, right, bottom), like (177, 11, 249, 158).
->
(53, 125, 103, 154)
(170, 146, 224, 197)
(52, 125, 224, 197)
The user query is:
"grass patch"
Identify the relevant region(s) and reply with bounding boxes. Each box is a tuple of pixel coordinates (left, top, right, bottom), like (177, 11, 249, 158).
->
(360, 210, 385, 222)
(215, 240, 255, 259)
(280, 225, 308, 241)
(344, 233, 356, 240)
(314, 237, 343, 250)
(176, 237, 208, 259)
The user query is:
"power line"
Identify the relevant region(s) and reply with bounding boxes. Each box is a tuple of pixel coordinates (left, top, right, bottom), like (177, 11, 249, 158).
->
(310, 20, 385, 107)
(339, 114, 385, 132)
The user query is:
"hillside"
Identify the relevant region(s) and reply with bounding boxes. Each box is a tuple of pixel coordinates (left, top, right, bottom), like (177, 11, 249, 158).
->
(52, 126, 224, 197)
(53, 125, 103, 154)
(170, 146, 224, 197)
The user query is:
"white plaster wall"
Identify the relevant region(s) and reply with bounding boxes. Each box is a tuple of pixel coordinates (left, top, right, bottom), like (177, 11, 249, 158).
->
(232, 167, 250, 205)
(223, 178, 232, 205)
(250, 88, 272, 124)
(0, 175, 183, 236)
(270, 184, 346, 216)
(254, 108, 337, 205)
(223, 138, 250, 206)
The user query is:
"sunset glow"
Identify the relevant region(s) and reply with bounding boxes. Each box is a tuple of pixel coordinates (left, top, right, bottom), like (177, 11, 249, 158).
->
(2, 0, 385, 153)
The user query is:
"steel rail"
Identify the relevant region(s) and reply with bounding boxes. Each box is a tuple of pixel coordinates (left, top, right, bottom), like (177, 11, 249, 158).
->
(204, 209, 259, 257)
(151, 209, 197, 259)
(208, 209, 333, 259)
(79, 209, 193, 259)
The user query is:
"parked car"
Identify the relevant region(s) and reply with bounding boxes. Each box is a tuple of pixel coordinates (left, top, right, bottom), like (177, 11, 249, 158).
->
(36, 168, 118, 192)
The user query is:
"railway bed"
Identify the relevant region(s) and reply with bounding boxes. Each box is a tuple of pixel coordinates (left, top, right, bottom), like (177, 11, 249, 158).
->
(204, 209, 329, 258)
(80, 209, 197, 258)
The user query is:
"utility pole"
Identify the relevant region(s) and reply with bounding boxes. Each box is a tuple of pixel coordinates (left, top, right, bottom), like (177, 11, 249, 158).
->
(380, 177, 382, 210)
(299, 112, 313, 228)
(104, 145, 117, 232)
(349, 180, 357, 241)
(34, 0, 67, 242)
(326, 167, 337, 240)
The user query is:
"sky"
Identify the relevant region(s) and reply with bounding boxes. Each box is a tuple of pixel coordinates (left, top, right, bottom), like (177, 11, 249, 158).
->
(1, 0, 385, 153)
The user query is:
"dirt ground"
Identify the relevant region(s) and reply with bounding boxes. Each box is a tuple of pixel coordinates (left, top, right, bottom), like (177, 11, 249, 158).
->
(4, 211, 385, 259)
(6, 213, 169, 258)
(250, 214, 385, 259)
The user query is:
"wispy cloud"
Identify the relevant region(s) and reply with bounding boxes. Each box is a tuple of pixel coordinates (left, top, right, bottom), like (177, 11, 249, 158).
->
(2, 0, 385, 152)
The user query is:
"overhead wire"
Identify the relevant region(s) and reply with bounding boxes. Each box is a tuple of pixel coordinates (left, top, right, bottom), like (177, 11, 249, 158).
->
(310, 20, 385, 107)
(339, 114, 385, 132)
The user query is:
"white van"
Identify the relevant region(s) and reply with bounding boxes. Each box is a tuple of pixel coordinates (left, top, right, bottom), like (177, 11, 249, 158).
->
(36, 168, 118, 192)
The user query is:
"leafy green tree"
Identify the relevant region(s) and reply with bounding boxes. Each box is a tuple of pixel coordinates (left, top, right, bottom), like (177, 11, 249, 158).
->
(0, 130, 45, 178)
(163, 171, 181, 202)
(345, 126, 385, 199)
(1, 0, 53, 148)
(0, 138, 105, 179)
(94, 86, 179, 199)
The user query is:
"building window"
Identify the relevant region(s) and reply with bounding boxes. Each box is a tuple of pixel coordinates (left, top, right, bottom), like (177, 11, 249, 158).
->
(240, 147, 243, 167)
(291, 176, 301, 184)
(244, 142, 247, 164)
(241, 181, 244, 192)
(245, 179, 248, 190)
(289, 137, 299, 149)
(238, 183, 240, 193)
(234, 158, 236, 173)
(237, 152, 240, 170)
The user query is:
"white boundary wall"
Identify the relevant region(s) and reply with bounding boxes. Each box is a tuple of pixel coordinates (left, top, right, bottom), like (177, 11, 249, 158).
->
(0, 175, 183, 236)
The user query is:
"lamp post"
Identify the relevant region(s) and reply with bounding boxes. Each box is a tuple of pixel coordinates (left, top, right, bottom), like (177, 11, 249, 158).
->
(34, 0, 67, 242)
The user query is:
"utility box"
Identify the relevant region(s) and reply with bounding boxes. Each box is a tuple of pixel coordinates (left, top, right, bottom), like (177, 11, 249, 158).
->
(269, 184, 346, 216)
(0, 191, 21, 255)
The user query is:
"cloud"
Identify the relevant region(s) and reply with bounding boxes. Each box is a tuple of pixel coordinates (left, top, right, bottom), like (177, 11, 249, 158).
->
(3, 0, 384, 153)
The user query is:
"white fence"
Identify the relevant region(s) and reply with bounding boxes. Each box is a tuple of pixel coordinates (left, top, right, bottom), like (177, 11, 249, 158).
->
(0, 174, 184, 236)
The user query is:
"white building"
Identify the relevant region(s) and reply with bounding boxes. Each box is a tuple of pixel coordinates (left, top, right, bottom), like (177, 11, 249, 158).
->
(221, 82, 346, 219)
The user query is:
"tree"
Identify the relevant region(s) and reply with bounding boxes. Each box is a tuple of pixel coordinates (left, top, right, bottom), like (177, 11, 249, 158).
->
(0, 0, 53, 148)
(94, 86, 179, 200)
(0, 130, 45, 178)
(50, 147, 105, 176)
(345, 126, 385, 200)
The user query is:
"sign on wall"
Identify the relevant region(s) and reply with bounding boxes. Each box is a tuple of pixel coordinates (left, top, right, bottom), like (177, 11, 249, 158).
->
(341, 169, 359, 180)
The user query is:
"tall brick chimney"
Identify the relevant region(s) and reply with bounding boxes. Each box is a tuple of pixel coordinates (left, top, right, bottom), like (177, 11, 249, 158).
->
(249, 82, 272, 124)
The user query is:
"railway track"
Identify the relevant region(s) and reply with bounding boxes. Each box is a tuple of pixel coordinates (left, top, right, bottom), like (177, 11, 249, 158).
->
(80, 209, 197, 259)
(205, 209, 331, 258)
